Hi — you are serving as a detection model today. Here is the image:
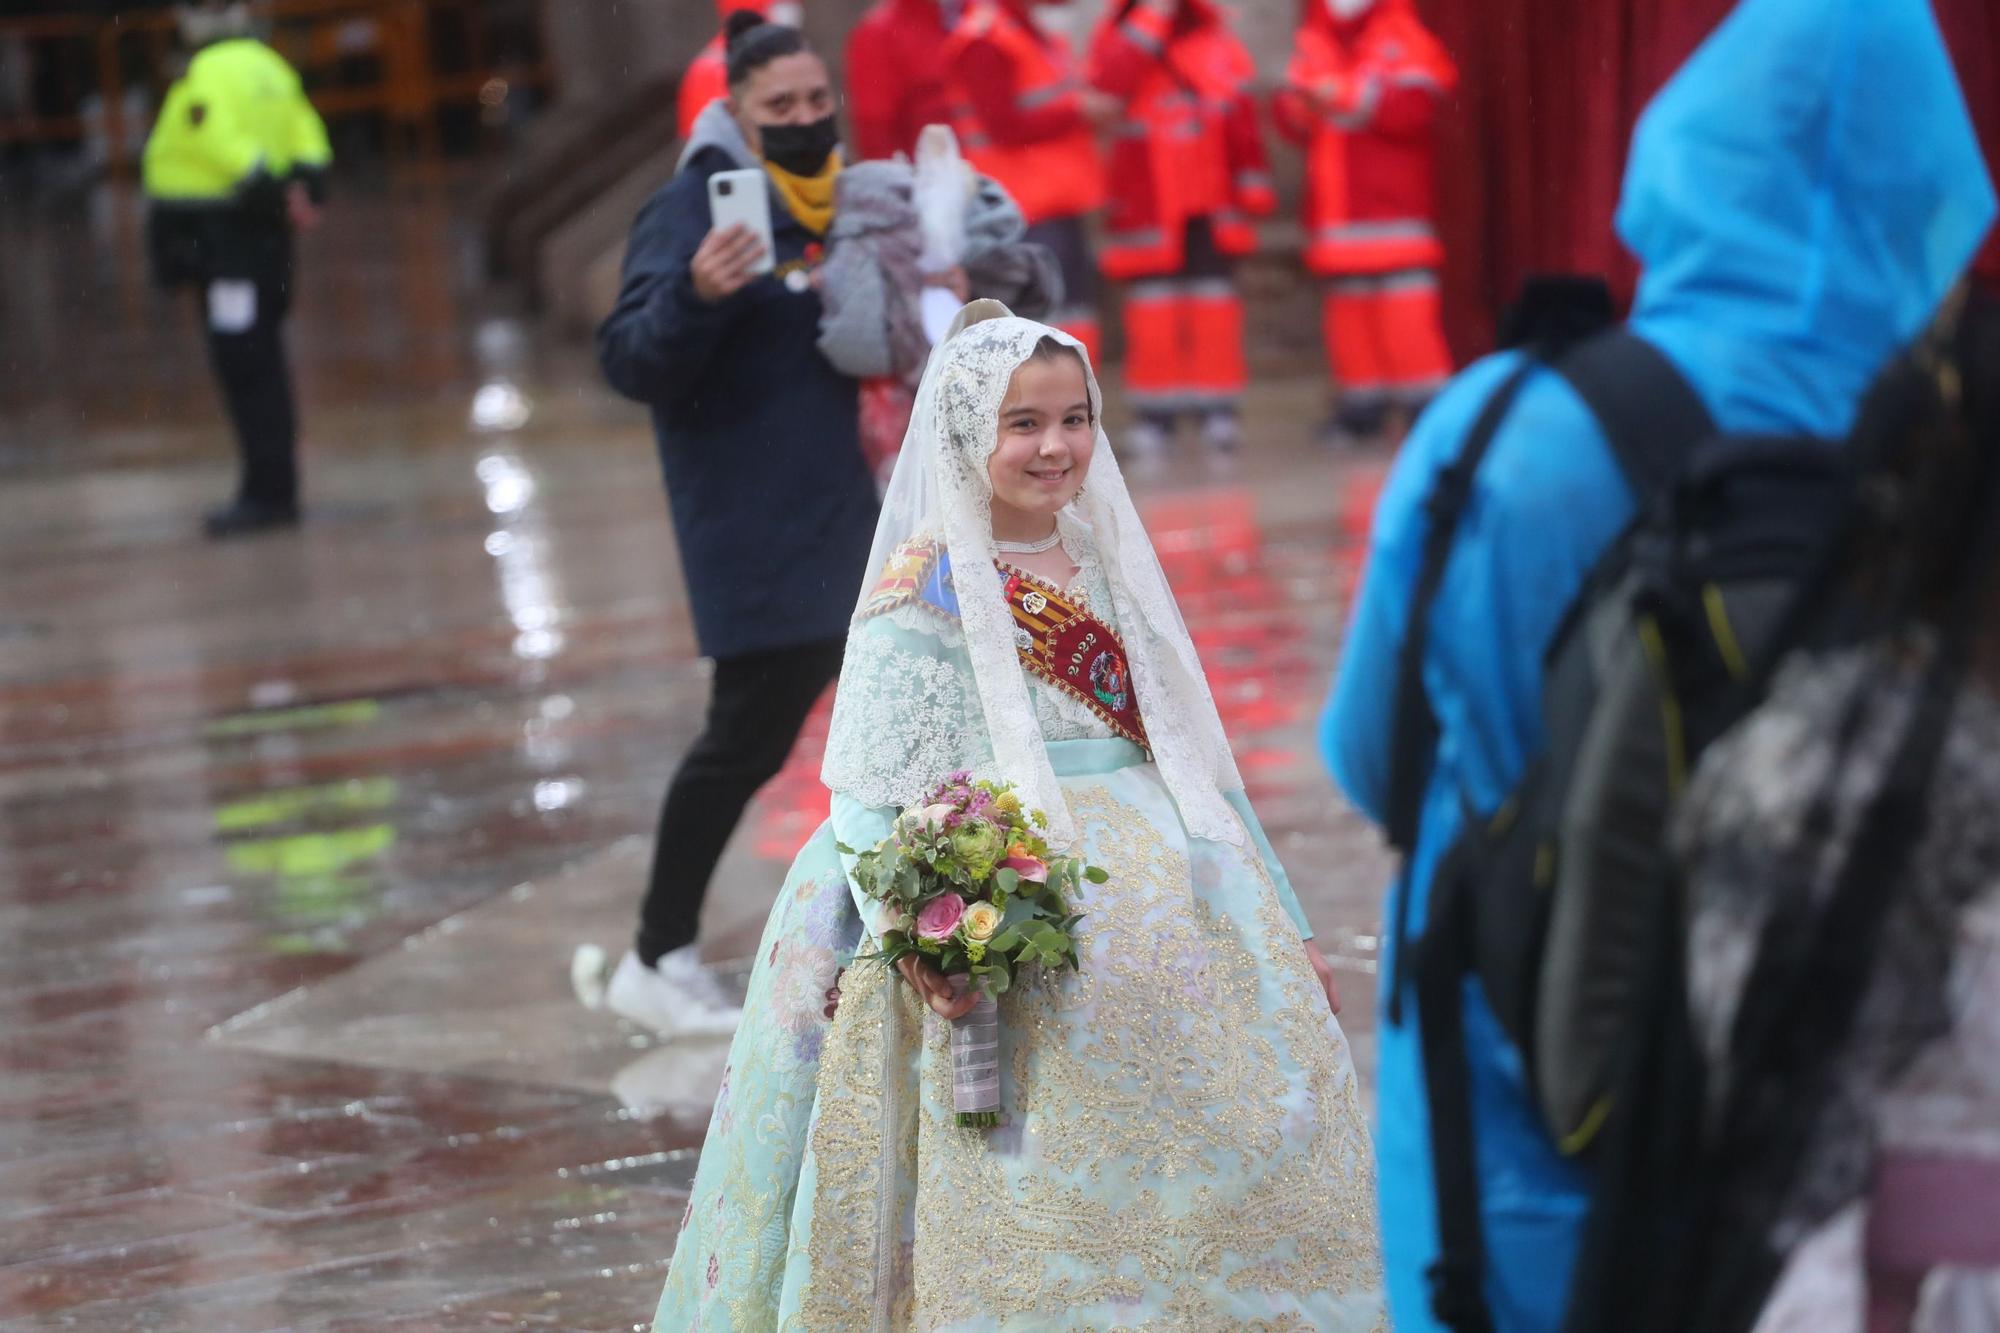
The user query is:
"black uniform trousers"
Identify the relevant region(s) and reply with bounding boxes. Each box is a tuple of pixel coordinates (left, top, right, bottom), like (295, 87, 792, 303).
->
(636, 635, 848, 965)
(202, 269, 299, 508)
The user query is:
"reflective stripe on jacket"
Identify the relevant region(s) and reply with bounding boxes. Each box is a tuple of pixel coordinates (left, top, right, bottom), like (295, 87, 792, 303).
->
(1088, 0, 1274, 279)
(1275, 3, 1453, 276)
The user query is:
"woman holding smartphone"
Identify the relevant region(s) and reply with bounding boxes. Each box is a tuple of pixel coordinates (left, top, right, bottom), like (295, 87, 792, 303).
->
(593, 11, 878, 1037)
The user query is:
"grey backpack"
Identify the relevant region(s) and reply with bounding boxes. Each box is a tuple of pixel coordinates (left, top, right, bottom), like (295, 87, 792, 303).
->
(1382, 327, 1851, 1332)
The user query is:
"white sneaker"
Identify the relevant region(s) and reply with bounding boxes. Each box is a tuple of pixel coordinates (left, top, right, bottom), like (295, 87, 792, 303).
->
(605, 947, 743, 1038)
(1202, 409, 1243, 455)
(1124, 418, 1170, 470)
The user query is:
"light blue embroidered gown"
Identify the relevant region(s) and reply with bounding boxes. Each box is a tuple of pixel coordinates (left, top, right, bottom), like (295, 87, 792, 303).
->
(656, 554, 1383, 1331)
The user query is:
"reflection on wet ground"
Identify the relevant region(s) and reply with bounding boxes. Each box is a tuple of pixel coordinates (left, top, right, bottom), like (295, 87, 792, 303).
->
(0, 182, 1392, 1327)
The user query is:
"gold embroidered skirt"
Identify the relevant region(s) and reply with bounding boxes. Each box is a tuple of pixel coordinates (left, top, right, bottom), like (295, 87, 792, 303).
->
(657, 739, 1384, 1331)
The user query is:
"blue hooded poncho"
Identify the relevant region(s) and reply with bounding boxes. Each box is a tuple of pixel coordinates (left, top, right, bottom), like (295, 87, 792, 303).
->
(1321, 0, 1994, 1328)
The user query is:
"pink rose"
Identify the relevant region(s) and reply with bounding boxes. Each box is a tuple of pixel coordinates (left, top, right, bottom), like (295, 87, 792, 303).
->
(1001, 852, 1049, 883)
(915, 893, 966, 940)
(918, 802, 957, 830)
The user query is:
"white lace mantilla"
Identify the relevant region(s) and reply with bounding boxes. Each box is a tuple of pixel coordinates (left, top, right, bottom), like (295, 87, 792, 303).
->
(820, 303, 1245, 847)
(825, 625, 991, 810)
(823, 556, 1119, 810)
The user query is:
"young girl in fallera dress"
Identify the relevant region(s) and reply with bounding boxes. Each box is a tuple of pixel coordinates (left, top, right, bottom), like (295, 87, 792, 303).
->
(655, 302, 1384, 1330)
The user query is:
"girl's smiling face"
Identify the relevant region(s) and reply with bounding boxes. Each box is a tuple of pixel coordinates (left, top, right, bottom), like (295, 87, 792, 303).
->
(988, 349, 1095, 532)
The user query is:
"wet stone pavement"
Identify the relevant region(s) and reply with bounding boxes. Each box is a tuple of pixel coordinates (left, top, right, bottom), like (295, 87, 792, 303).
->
(0, 183, 1395, 1331)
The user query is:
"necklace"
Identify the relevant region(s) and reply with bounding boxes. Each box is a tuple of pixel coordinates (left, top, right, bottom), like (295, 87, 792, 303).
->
(994, 530, 1064, 555)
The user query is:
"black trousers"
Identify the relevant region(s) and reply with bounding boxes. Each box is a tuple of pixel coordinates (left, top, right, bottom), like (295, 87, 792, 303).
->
(202, 272, 299, 507)
(636, 635, 847, 963)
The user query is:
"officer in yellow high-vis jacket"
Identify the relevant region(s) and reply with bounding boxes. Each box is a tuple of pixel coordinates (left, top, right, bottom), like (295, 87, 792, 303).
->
(144, 8, 330, 536)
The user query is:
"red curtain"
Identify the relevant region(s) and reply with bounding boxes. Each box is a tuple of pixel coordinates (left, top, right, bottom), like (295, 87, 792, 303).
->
(1420, 0, 2000, 358)
(1937, 0, 2000, 287)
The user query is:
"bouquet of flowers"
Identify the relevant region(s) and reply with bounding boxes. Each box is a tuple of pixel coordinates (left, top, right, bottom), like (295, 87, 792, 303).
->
(838, 771, 1106, 1127)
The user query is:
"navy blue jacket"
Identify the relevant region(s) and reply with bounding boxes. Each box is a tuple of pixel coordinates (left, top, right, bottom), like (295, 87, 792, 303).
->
(599, 120, 877, 660)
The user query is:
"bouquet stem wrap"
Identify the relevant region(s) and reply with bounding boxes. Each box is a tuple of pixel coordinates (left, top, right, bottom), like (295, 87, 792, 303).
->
(948, 976, 1000, 1128)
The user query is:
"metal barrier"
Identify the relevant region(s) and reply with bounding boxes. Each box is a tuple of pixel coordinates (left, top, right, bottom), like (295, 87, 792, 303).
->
(0, 0, 553, 169)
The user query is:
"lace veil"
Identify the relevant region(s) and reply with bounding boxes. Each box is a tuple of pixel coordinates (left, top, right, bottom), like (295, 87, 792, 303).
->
(820, 301, 1245, 848)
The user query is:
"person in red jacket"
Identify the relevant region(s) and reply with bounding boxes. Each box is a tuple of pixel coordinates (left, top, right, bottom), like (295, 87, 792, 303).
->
(1276, 0, 1455, 447)
(945, 0, 1117, 359)
(1089, 0, 1275, 461)
(846, 0, 956, 162)
(678, 0, 799, 140)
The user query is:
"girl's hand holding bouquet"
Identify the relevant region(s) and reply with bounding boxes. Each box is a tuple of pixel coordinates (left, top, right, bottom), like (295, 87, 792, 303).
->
(839, 771, 1107, 1126)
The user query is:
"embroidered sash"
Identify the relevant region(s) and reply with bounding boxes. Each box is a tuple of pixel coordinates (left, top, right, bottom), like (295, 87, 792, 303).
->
(858, 537, 1151, 753)
(1000, 565, 1150, 752)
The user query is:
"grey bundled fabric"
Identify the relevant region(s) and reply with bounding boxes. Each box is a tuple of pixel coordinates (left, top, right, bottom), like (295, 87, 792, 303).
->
(816, 161, 925, 379)
(1679, 643, 2000, 1238)
(817, 160, 1061, 380)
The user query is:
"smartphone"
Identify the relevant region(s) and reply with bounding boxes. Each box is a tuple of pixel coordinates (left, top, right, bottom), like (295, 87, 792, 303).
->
(706, 169, 776, 277)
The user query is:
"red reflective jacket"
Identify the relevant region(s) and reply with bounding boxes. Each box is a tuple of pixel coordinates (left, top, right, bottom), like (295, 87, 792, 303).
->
(945, 0, 1106, 224)
(1275, 0, 1455, 275)
(1088, 0, 1274, 278)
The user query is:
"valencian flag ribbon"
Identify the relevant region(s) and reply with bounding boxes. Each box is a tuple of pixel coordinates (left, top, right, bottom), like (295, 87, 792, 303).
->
(860, 539, 1151, 755)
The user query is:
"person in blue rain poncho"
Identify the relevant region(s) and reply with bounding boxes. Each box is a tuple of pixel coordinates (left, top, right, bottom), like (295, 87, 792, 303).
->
(1320, 0, 1998, 1328)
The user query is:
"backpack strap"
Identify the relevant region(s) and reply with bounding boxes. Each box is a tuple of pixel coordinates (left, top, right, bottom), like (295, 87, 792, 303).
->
(1389, 334, 1700, 860)
(1400, 332, 1715, 1333)
(1418, 839, 1499, 1333)
(1383, 358, 1539, 1026)
(1384, 359, 1540, 854)
(1389, 331, 1710, 850)
(1553, 330, 1716, 503)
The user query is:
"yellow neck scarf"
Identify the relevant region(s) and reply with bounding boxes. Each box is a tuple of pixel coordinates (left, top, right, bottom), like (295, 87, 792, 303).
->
(763, 151, 842, 236)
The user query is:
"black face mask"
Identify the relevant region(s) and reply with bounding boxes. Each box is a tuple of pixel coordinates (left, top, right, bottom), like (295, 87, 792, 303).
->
(758, 114, 840, 176)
